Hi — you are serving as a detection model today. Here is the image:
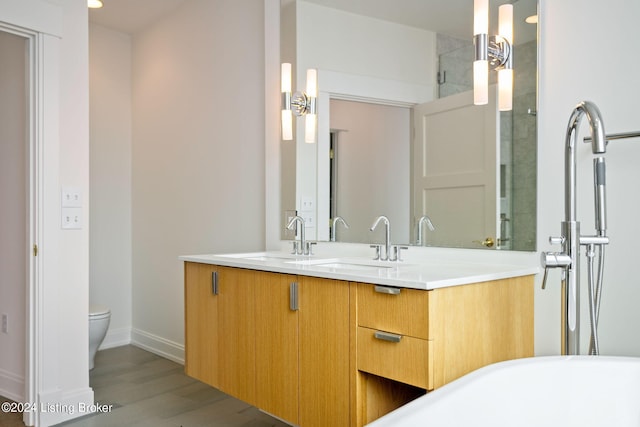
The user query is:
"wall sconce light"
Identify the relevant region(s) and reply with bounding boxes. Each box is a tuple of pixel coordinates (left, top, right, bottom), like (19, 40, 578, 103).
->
(473, 0, 513, 111)
(281, 63, 318, 143)
(88, 0, 104, 8)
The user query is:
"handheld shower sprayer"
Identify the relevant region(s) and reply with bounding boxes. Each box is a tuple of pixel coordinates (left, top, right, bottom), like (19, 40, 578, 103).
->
(594, 157, 607, 236)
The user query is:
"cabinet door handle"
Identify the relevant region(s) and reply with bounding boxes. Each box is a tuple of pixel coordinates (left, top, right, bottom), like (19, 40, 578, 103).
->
(289, 282, 299, 311)
(374, 330, 402, 343)
(211, 271, 219, 295)
(374, 285, 401, 295)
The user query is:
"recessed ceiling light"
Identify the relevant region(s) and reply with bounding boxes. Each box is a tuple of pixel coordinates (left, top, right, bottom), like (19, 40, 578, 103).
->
(88, 0, 103, 9)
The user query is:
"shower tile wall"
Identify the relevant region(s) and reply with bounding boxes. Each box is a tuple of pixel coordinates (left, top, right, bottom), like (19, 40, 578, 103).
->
(511, 40, 537, 251)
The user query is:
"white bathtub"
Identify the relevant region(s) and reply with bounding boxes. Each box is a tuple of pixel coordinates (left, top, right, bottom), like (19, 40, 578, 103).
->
(367, 356, 640, 427)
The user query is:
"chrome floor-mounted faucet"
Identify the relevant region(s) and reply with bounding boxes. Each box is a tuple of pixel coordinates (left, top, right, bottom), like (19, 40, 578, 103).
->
(541, 101, 609, 355)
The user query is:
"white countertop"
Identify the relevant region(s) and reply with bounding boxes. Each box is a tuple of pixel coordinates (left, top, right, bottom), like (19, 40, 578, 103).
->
(179, 251, 539, 290)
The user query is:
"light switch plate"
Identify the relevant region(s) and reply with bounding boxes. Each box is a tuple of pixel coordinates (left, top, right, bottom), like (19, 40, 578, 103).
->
(61, 207, 82, 229)
(61, 187, 82, 208)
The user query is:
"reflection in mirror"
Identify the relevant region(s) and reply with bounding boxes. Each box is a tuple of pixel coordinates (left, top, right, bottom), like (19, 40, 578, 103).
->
(281, 0, 537, 251)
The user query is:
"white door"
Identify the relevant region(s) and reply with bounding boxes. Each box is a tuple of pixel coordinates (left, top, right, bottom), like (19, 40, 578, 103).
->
(412, 87, 499, 249)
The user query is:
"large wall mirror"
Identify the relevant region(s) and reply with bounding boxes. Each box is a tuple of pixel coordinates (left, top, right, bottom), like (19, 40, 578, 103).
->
(281, 0, 538, 251)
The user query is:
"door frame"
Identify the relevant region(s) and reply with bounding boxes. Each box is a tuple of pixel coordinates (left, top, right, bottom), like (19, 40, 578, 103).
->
(0, 2, 61, 425)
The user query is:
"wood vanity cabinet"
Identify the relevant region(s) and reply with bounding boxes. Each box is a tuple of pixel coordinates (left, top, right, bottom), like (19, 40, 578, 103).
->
(184, 262, 219, 388)
(254, 269, 298, 423)
(298, 276, 350, 427)
(184, 263, 350, 427)
(184, 263, 256, 405)
(184, 261, 534, 427)
(353, 276, 534, 425)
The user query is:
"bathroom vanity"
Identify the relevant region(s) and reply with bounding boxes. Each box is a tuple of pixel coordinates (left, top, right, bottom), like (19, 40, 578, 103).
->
(181, 252, 536, 427)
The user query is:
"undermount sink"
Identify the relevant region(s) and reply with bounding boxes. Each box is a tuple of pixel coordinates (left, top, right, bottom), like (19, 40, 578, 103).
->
(218, 252, 296, 261)
(286, 258, 394, 271)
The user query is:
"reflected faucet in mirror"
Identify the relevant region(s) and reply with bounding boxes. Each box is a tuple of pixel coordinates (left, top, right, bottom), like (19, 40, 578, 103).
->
(330, 216, 349, 242)
(416, 215, 436, 246)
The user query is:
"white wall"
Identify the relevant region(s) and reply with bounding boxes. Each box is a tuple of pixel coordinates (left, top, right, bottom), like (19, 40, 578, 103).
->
(535, 0, 640, 356)
(296, 1, 435, 92)
(330, 99, 410, 243)
(89, 24, 133, 349)
(131, 0, 266, 362)
(0, 30, 27, 402)
(42, 0, 94, 424)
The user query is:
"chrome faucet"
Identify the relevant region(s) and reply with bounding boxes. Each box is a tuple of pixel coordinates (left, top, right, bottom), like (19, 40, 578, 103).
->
(370, 215, 391, 261)
(541, 101, 609, 355)
(287, 215, 314, 255)
(416, 215, 435, 246)
(330, 216, 349, 242)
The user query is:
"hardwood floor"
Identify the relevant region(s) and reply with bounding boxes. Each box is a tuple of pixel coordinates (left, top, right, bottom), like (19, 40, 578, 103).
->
(3, 345, 292, 427)
(0, 396, 27, 427)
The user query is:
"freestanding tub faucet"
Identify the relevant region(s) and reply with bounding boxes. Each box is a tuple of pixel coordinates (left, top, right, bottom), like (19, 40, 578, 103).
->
(541, 101, 609, 355)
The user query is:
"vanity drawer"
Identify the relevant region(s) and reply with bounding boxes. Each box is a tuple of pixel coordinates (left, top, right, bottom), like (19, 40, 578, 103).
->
(357, 283, 429, 339)
(357, 327, 431, 389)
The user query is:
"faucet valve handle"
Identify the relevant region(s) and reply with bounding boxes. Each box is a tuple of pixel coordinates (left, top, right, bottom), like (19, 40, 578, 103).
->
(290, 241, 299, 255)
(392, 245, 409, 262)
(370, 244, 382, 260)
(549, 236, 565, 246)
(305, 241, 317, 256)
(540, 251, 571, 289)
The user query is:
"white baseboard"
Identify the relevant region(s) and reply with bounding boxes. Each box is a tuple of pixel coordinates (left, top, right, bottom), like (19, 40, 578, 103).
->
(38, 386, 94, 427)
(130, 328, 184, 365)
(99, 326, 131, 350)
(0, 367, 24, 402)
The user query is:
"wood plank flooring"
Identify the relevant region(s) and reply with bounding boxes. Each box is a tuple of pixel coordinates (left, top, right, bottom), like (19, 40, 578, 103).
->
(3, 345, 292, 427)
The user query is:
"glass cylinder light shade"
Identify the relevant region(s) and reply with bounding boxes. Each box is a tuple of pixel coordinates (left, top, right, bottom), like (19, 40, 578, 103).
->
(306, 69, 317, 97)
(281, 63, 293, 140)
(305, 114, 316, 144)
(473, 0, 489, 105)
(473, 60, 489, 105)
(474, 0, 489, 35)
(498, 68, 513, 111)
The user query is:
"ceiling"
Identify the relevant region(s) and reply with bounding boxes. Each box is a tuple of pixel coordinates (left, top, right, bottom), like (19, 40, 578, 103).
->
(88, 0, 187, 34)
(89, 0, 536, 43)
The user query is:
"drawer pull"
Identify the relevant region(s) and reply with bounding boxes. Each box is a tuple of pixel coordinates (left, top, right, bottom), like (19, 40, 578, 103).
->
(374, 285, 401, 295)
(374, 330, 402, 343)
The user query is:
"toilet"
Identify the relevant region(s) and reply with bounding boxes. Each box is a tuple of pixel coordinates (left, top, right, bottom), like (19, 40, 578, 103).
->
(89, 304, 111, 370)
